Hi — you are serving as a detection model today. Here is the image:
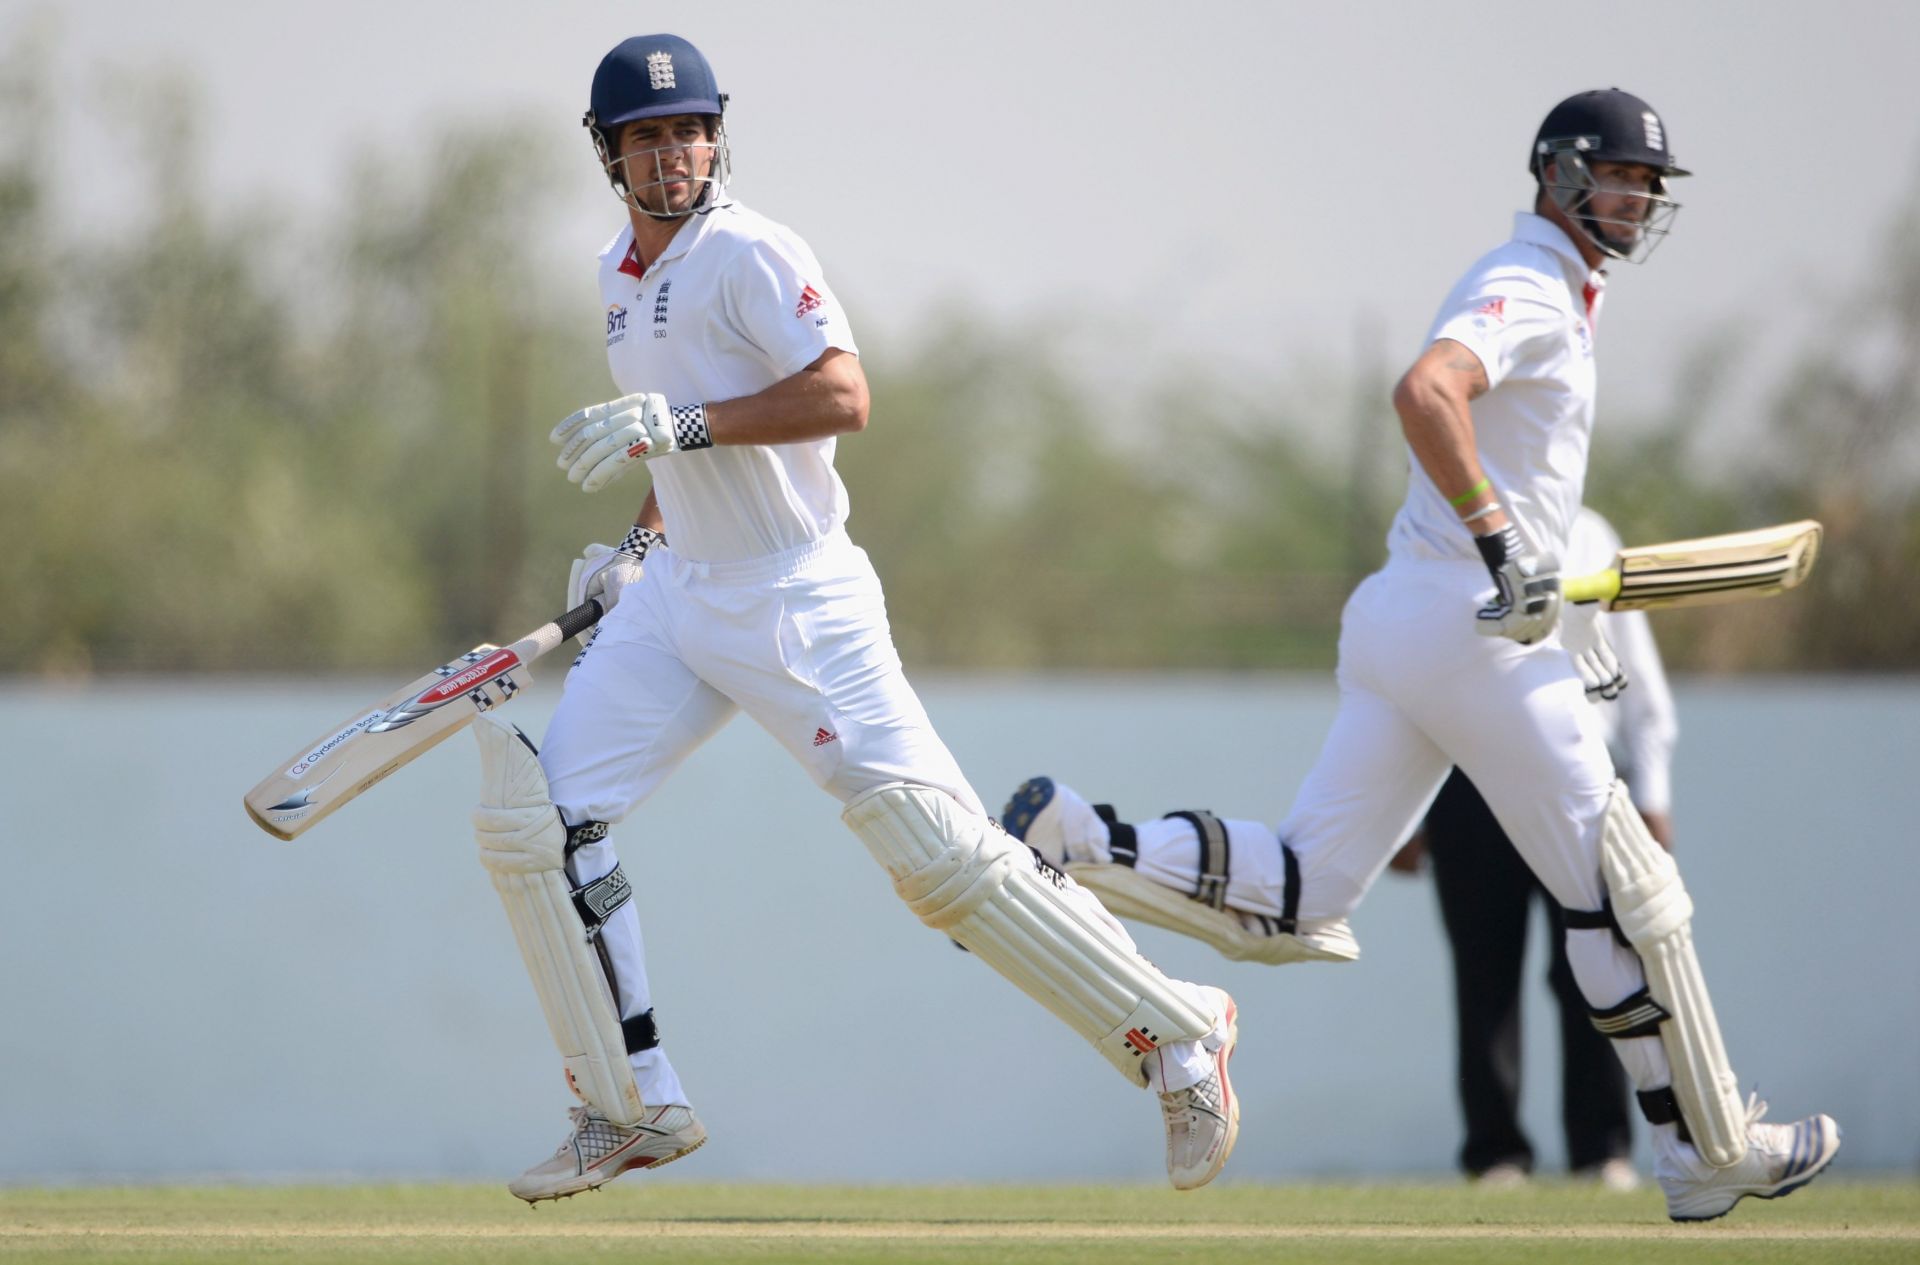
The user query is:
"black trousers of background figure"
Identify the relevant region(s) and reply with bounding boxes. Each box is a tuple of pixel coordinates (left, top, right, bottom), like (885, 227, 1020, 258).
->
(1424, 768, 1634, 1175)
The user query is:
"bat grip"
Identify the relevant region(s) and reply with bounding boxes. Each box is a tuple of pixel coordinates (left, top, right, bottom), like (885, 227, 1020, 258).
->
(1562, 572, 1617, 606)
(557, 600, 605, 642)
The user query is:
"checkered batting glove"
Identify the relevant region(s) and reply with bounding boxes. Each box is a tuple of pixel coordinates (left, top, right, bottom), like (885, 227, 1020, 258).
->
(552, 393, 713, 494)
(615, 524, 666, 562)
(567, 526, 665, 634)
(669, 403, 712, 451)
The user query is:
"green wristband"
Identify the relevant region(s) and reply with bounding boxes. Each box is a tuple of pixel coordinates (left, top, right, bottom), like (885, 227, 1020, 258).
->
(1448, 478, 1492, 508)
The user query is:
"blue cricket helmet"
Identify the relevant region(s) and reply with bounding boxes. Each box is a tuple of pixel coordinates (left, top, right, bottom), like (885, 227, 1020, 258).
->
(584, 34, 732, 220)
(588, 34, 727, 130)
(1530, 88, 1689, 181)
(1529, 87, 1687, 265)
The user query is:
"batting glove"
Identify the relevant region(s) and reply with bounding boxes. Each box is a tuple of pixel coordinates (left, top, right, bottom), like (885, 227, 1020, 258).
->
(551, 392, 712, 494)
(1559, 599, 1628, 700)
(1473, 524, 1562, 645)
(567, 525, 664, 654)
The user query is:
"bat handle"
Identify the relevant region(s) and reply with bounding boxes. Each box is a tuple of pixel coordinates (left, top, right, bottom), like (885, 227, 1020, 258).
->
(557, 599, 605, 642)
(1562, 571, 1618, 606)
(509, 600, 607, 667)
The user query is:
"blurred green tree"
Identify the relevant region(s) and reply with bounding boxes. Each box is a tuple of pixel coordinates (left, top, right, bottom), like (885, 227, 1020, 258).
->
(2, 38, 1913, 676)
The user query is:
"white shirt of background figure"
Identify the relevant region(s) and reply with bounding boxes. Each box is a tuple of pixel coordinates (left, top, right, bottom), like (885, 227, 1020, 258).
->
(1569, 507, 1678, 839)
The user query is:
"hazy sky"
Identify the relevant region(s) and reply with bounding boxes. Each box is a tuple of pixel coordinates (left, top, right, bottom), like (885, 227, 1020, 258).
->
(15, 1, 1920, 427)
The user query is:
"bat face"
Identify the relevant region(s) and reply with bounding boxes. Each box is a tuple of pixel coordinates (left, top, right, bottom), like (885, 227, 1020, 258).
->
(243, 642, 532, 840)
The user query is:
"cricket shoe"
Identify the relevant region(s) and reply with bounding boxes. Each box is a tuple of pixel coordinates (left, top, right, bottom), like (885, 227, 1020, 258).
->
(1161, 986, 1240, 1190)
(1655, 1097, 1840, 1222)
(508, 1104, 707, 1203)
(1473, 1162, 1530, 1189)
(1586, 1157, 1641, 1193)
(1001, 776, 1109, 866)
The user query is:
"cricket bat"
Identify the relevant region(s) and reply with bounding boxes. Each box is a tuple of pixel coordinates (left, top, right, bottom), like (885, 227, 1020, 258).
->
(243, 600, 603, 840)
(1563, 519, 1822, 611)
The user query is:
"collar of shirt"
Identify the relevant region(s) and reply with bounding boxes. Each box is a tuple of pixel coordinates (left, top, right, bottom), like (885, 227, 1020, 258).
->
(617, 202, 728, 279)
(1511, 211, 1606, 324)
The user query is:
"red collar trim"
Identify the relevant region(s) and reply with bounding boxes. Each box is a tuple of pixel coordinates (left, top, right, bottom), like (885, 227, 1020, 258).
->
(617, 240, 645, 280)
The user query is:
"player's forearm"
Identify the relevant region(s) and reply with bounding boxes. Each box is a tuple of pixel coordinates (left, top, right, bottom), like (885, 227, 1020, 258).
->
(1393, 376, 1507, 535)
(703, 349, 869, 446)
(633, 489, 664, 534)
(1393, 340, 1507, 535)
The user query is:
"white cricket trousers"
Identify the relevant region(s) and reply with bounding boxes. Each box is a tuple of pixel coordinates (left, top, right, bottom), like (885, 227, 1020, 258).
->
(536, 530, 981, 1106)
(1292, 558, 1673, 1089)
(1143, 558, 1675, 1094)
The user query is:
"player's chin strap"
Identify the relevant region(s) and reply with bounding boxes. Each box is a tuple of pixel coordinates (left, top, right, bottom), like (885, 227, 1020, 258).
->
(471, 713, 653, 1125)
(1563, 781, 1746, 1167)
(1073, 806, 1360, 967)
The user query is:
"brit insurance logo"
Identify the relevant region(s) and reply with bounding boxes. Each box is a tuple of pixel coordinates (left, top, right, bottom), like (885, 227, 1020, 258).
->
(606, 303, 627, 347)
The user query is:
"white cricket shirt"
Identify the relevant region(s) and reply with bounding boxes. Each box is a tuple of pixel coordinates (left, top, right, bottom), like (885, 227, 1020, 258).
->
(1386, 212, 1607, 565)
(597, 201, 859, 563)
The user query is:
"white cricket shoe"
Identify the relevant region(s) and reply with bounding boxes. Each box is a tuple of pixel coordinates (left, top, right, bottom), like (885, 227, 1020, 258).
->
(1001, 776, 1109, 866)
(1161, 987, 1240, 1190)
(1591, 1157, 1641, 1192)
(1655, 1097, 1840, 1222)
(1473, 1162, 1530, 1189)
(508, 1104, 708, 1203)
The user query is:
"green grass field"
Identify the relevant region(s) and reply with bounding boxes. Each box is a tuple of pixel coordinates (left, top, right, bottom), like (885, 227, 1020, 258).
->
(4, 1181, 1917, 1265)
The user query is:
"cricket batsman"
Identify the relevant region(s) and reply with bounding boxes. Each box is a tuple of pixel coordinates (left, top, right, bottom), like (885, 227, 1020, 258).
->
(1003, 89, 1839, 1222)
(466, 34, 1239, 1202)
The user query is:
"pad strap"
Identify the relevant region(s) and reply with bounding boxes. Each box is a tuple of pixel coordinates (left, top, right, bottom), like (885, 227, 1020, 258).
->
(1093, 807, 1302, 933)
(1162, 810, 1231, 910)
(1561, 899, 1631, 949)
(571, 864, 632, 938)
(565, 820, 611, 852)
(1276, 840, 1301, 934)
(1636, 1086, 1696, 1145)
(1092, 803, 1139, 866)
(1590, 986, 1672, 1040)
(622, 1008, 660, 1054)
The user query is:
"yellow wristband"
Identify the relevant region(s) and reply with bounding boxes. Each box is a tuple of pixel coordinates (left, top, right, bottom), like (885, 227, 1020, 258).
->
(1448, 478, 1492, 508)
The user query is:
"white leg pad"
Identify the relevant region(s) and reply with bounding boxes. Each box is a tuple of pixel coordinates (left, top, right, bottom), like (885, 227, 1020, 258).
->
(1070, 863, 1361, 965)
(1600, 779, 1745, 1167)
(843, 781, 1218, 1085)
(471, 713, 645, 1125)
